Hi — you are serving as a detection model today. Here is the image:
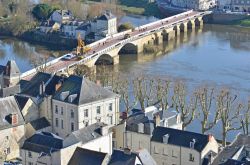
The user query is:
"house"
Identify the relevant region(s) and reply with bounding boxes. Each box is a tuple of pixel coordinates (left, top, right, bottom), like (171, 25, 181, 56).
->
(144, 106, 183, 130)
(61, 20, 84, 38)
(20, 72, 67, 123)
(52, 75, 120, 138)
(212, 134, 250, 165)
(49, 10, 73, 23)
(68, 147, 109, 165)
(25, 117, 52, 138)
(21, 123, 113, 165)
(231, 0, 250, 12)
(14, 95, 39, 123)
(91, 11, 117, 40)
(151, 127, 219, 165)
(0, 96, 25, 162)
(75, 23, 91, 39)
(21, 132, 63, 165)
(0, 60, 21, 97)
(39, 21, 61, 33)
(171, 0, 216, 10)
(113, 107, 182, 150)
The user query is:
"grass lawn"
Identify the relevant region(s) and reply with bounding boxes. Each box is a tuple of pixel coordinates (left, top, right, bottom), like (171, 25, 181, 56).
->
(240, 19, 250, 27)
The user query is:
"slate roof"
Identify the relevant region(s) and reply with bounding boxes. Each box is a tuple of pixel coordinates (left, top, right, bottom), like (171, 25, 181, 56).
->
(68, 147, 108, 165)
(20, 72, 65, 97)
(55, 10, 73, 17)
(109, 149, 140, 165)
(22, 132, 63, 154)
(29, 117, 50, 130)
(53, 75, 118, 105)
(220, 159, 250, 165)
(135, 149, 157, 165)
(40, 21, 59, 27)
(213, 134, 250, 165)
(98, 11, 116, 21)
(64, 122, 107, 147)
(151, 127, 210, 152)
(76, 23, 91, 31)
(0, 96, 25, 130)
(14, 95, 29, 110)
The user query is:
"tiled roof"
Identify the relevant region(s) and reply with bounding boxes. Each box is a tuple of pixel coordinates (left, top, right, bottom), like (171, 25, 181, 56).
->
(29, 117, 50, 130)
(22, 132, 63, 154)
(53, 75, 118, 105)
(0, 96, 25, 130)
(68, 147, 108, 165)
(151, 127, 210, 152)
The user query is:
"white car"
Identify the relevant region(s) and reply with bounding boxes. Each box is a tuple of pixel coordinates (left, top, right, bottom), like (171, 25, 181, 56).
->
(63, 53, 75, 60)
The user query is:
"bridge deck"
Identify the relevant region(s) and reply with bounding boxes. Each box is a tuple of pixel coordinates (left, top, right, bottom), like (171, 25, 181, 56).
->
(21, 10, 209, 80)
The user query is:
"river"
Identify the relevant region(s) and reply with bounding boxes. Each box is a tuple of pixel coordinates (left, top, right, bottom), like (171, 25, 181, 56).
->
(0, 15, 250, 141)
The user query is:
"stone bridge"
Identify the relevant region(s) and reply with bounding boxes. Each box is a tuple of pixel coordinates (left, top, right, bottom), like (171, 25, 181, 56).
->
(21, 10, 211, 80)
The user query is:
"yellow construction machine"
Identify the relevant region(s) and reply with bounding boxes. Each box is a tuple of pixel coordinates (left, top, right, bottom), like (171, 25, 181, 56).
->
(76, 33, 91, 57)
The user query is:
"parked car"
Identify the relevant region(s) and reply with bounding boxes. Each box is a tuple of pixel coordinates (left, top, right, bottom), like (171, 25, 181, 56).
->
(63, 53, 76, 60)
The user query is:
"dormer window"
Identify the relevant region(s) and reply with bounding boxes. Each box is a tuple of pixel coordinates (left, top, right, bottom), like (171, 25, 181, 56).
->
(190, 139, 196, 149)
(60, 91, 69, 101)
(68, 94, 78, 103)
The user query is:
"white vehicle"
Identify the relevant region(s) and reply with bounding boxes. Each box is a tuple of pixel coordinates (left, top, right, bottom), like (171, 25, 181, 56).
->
(63, 53, 75, 60)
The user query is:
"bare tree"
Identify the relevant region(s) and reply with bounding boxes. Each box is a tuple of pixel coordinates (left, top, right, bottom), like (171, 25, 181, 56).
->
(216, 89, 243, 146)
(29, 53, 50, 73)
(172, 82, 198, 130)
(133, 76, 155, 111)
(242, 99, 250, 135)
(155, 78, 171, 110)
(197, 87, 220, 134)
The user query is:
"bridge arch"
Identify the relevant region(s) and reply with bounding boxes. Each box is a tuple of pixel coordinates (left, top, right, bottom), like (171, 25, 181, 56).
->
(195, 17, 203, 26)
(94, 54, 114, 65)
(118, 42, 137, 55)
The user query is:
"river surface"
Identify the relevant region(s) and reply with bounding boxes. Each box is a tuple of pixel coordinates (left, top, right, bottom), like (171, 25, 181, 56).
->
(1, 15, 250, 141)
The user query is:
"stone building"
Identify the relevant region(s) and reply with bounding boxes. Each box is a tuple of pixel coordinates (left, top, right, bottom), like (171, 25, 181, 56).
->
(52, 75, 120, 138)
(0, 96, 25, 162)
(171, 0, 216, 10)
(49, 10, 74, 24)
(0, 60, 21, 97)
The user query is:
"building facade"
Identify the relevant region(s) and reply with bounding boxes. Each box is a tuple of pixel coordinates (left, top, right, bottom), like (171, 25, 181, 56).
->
(171, 0, 216, 10)
(52, 76, 120, 138)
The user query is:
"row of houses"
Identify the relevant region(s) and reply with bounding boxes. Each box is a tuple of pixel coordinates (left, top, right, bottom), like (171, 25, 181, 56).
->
(219, 0, 250, 12)
(39, 10, 117, 41)
(0, 60, 249, 165)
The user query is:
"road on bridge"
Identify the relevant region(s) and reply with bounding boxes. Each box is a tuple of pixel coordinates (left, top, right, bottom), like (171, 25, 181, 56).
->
(22, 10, 204, 80)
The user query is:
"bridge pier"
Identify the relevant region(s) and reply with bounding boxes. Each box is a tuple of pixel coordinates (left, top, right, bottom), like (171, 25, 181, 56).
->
(188, 20, 195, 30)
(113, 55, 119, 65)
(174, 26, 181, 36)
(155, 32, 163, 45)
(180, 23, 188, 33)
(195, 17, 203, 27)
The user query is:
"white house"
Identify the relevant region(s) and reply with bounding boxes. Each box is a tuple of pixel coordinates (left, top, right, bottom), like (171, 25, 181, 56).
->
(39, 21, 61, 33)
(49, 10, 73, 23)
(91, 11, 117, 40)
(52, 75, 120, 138)
(61, 20, 84, 38)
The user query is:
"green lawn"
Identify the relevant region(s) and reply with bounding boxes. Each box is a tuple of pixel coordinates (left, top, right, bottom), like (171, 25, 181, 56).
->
(240, 19, 250, 27)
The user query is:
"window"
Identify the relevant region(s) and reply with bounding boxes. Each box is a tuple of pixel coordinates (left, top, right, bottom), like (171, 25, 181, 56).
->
(55, 118, 58, 127)
(61, 107, 63, 115)
(97, 118, 101, 123)
(28, 151, 32, 158)
(71, 110, 74, 118)
(84, 121, 89, 127)
(109, 116, 113, 125)
(4, 148, 10, 154)
(189, 153, 194, 162)
(71, 123, 74, 131)
(109, 103, 112, 111)
(55, 105, 58, 114)
(96, 106, 101, 114)
(84, 109, 88, 117)
(154, 146, 159, 154)
(61, 120, 64, 129)
(172, 150, 177, 158)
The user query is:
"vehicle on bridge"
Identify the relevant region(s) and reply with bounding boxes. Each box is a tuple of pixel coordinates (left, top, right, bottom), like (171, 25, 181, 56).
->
(124, 33, 131, 39)
(63, 53, 76, 60)
(76, 34, 91, 56)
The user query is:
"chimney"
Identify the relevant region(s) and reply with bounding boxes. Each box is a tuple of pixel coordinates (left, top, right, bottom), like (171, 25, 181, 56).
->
(190, 139, 196, 149)
(154, 114, 161, 127)
(208, 134, 213, 142)
(55, 81, 62, 91)
(123, 148, 131, 155)
(100, 125, 109, 136)
(11, 113, 18, 125)
(163, 134, 170, 144)
(39, 81, 45, 95)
